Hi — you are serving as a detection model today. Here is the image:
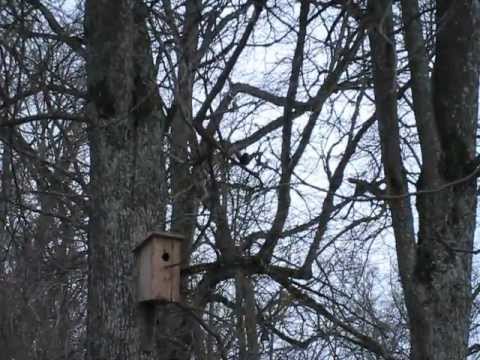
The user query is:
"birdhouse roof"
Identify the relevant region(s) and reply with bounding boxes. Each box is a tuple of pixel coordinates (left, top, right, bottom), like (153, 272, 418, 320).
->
(132, 231, 184, 253)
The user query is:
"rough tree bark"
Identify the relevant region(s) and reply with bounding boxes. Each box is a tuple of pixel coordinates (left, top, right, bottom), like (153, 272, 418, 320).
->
(85, 0, 167, 358)
(369, 0, 480, 359)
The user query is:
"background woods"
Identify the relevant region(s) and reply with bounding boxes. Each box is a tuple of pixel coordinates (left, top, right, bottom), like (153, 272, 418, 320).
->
(1, 0, 480, 359)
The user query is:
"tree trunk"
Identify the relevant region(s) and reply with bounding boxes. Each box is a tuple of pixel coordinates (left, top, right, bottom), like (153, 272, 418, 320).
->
(409, 1, 479, 358)
(369, 1, 480, 359)
(155, 1, 201, 359)
(85, 1, 166, 358)
(235, 272, 260, 360)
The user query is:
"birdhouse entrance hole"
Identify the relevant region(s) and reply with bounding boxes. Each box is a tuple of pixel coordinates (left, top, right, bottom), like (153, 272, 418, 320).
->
(162, 252, 170, 262)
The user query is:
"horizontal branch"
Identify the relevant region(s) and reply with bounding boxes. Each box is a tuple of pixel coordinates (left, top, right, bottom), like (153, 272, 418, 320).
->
(0, 112, 86, 127)
(231, 82, 311, 111)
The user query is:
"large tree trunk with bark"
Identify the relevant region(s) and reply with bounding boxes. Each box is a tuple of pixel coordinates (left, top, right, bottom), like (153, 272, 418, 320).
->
(85, 0, 167, 358)
(369, 0, 480, 359)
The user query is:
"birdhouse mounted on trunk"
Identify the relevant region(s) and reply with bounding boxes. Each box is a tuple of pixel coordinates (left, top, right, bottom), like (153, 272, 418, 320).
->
(133, 231, 183, 303)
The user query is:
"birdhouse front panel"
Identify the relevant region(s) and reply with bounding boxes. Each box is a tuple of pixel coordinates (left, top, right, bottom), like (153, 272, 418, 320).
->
(151, 236, 181, 302)
(134, 232, 182, 303)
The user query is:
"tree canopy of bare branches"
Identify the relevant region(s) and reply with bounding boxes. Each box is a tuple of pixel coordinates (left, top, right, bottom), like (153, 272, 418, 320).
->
(1, 1, 479, 359)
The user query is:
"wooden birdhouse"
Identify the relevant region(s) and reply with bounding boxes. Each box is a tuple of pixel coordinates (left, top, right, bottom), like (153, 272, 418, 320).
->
(133, 231, 183, 303)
